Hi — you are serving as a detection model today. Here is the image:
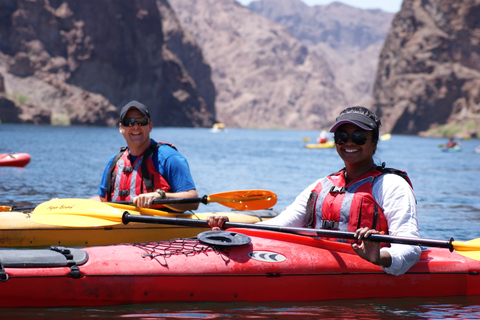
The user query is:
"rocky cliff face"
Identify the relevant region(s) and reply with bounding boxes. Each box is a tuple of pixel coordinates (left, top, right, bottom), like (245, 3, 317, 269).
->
(170, 0, 349, 129)
(169, 0, 394, 129)
(248, 0, 393, 108)
(372, 0, 480, 137)
(2, 0, 477, 135)
(0, 0, 215, 127)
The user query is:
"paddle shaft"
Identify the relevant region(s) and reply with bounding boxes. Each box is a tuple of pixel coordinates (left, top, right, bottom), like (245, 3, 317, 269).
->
(121, 213, 454, 251)
(115, 196, 209, 206)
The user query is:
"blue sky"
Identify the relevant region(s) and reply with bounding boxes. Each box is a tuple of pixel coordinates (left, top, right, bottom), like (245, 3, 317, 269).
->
(236, 0, 403, 13)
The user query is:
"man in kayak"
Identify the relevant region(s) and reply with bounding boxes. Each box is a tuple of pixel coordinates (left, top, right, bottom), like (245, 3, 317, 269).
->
(91, 100, 199, 212)
(208, 106, 421, 276)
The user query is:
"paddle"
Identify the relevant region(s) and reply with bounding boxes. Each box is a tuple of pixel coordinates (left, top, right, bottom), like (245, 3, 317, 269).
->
(117, 213, 480, 261)
(114, 189, 277, 211)
(0, 190, 277, 213)
(26, 198, 174, 227)
(29, 199, 480, 261)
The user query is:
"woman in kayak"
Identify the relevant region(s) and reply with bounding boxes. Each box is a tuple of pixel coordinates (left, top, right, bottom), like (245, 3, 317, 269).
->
(208, 106, 421, 276)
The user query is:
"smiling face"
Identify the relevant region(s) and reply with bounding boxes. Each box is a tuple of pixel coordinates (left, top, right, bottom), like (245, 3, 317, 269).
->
(334, 123, 376, 168)
(119, 108, 153, 155)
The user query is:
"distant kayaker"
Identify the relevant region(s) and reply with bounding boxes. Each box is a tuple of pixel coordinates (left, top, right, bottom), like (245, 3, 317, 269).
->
(316, 130, 329, 144)
(208, 106, 421, 276)
(445, 137, 460, 148)
(90, 100, 199, 212)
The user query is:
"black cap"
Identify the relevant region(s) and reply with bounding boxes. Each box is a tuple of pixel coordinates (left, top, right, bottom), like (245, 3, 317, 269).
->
(119, 101, 150, 121)
(329, 112, 378, 132)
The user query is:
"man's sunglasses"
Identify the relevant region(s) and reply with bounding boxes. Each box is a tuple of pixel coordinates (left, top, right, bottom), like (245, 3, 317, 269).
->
(334, 132, 373, 145)
(121, 118, 150, 127)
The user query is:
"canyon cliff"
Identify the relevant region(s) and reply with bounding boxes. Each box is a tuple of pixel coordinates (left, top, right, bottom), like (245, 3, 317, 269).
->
(1, 0, 478, 137)
(170, 0, 393, 129)
(372, 0, 480, 137)
(0, 0, 215, 127)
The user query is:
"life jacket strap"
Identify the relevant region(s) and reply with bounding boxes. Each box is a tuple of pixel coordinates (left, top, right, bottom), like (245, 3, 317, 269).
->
(321, 220, 339, 229)
(329, 186, 346, 193)
(118, 190, 130, 196)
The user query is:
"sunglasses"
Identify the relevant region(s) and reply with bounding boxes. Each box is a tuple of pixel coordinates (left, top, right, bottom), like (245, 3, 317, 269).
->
(121, 118, 150, 127)
(334, 132, 373, 145)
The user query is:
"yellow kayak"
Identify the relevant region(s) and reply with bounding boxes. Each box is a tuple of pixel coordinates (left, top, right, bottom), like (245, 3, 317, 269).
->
(380, 133, 391, 141)
(305, 141, 335, 149)
(0, 209, 278, 248)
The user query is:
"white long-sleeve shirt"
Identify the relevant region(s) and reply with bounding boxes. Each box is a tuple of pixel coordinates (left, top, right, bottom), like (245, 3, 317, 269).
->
(259, 173, 422, 275)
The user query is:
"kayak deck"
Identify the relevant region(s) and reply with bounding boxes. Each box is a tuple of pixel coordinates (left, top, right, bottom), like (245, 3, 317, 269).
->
(0, 228, 478, 307)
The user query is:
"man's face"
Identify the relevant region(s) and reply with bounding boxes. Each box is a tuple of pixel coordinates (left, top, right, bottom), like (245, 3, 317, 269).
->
(119, 108, 152, 149)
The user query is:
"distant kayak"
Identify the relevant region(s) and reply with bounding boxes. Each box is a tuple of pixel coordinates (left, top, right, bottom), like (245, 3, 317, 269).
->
(442, 145, 461, 152)
(305, 134, 391, 149)
(0, 153, 31, 167)
(211, 122, 226, 133)
(380, 133, 391, 141)
(305, 141, 335, 149)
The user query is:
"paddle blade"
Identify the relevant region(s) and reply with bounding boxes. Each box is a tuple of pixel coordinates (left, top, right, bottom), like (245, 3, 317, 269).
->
(30, 199, 124, 226)
(29, 199, 176, 227)
(208, 190, 277, 210)
(453, 238, 480, 261)
(0, 206, 13, 212)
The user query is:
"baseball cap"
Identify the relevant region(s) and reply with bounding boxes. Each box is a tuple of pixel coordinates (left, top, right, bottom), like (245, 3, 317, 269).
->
(119, 101, 150, 121)
(329, 112, 378, 132)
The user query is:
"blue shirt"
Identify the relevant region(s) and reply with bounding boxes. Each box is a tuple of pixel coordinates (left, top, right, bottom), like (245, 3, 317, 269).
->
(98, 140, 196, 198)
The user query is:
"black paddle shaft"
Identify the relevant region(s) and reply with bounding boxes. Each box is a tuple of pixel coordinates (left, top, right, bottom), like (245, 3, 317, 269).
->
(115, 195, 209, 206)
(121, 213, 454, 250)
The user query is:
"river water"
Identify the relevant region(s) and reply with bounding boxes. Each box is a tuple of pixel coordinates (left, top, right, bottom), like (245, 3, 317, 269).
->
(1, 123, 480, 318)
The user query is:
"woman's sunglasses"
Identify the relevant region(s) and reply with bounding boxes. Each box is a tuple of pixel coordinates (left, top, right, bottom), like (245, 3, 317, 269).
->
(334, 132, 373, 145)
(121, 118, 150, 127)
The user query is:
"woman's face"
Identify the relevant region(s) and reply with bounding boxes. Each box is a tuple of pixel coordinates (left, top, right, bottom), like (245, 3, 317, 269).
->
(334, 123, 376, 166)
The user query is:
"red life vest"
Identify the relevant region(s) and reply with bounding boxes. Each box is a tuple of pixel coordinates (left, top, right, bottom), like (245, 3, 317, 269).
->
(305, 165, 412, 242)
(105, 142, 175, 202)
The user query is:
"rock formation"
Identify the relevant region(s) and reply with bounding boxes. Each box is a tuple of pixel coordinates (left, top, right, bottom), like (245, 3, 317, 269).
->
(2, 0, 478, 136)
(0, 0, 215, 127)
(170, 0, 349, 129)
(248, 0, 394, 111)
(372, 0, 480, 137)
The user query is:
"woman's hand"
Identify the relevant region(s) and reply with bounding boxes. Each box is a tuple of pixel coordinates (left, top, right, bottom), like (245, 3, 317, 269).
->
(351, 227, 391, 268)
(206, 215, 230, 231)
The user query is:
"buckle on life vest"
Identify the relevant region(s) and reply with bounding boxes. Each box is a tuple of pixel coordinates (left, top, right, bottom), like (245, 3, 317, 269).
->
(119, 190, 130, 196)
(329, 186, 346, 194)
(322, 220, 339, 229)
(123, 166, 134, 173)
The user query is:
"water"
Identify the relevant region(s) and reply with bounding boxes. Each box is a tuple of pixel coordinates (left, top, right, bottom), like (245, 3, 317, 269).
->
(1, 123, 480, 318)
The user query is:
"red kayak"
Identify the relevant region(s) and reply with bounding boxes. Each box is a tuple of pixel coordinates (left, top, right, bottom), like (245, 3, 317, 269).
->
(0, 153, 31, 167)
(0, 228, 478, 307)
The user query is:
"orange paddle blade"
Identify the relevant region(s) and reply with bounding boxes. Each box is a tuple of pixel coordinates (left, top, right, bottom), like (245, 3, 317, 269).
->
(208, 190, 277, 210)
